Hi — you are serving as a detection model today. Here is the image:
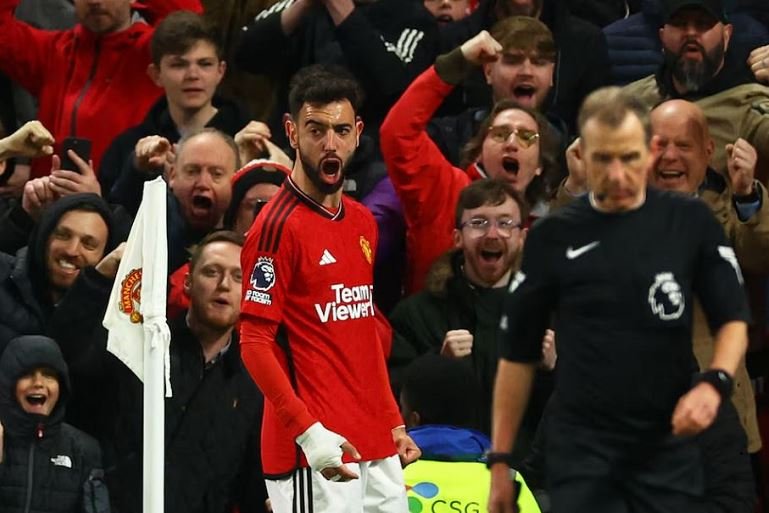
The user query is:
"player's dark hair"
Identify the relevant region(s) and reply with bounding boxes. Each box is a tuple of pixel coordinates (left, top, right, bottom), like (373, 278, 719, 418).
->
(455, 178, 529, 228)
(151, 11, 222, 65)
(189, 230, 244, 272)
(401, 354, 481, 430)
(177, 127, 241, 170)
(461, 100, 557, 206)
(288, 64, 364, 118)
(577, 86, 650, 142)
(490, 16, 555, 61)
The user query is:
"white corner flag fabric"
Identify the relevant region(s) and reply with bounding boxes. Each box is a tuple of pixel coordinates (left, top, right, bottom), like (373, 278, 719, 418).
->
(103, 177, 171, 513)
(103, 176, 172, 397)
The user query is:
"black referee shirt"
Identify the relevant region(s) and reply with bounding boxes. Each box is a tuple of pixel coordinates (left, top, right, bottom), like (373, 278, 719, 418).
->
(500, 188, 750, 432)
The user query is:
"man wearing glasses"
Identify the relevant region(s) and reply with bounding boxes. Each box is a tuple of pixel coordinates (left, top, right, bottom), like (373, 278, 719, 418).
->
(389, 178, 556, 443)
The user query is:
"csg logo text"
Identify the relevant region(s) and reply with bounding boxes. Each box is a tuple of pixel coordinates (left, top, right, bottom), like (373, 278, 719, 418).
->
(407, 482, 481, 513)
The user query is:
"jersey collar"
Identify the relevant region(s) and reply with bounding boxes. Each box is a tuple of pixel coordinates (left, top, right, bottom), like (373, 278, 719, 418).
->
(286, 176, 346, 221)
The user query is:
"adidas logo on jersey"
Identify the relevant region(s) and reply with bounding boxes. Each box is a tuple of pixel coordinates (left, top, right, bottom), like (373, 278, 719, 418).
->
(319, 249, 337, 266)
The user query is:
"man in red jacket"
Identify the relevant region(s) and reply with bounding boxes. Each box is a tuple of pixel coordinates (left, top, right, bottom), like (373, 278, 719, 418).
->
(0, 0, 202, 186)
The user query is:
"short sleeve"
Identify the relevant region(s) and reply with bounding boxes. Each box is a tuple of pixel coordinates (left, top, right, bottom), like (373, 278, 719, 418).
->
(499, 221, 557, 363)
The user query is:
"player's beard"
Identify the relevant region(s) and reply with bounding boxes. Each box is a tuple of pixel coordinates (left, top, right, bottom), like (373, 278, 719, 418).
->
(666, 39, 724, 93)
(300, 153, 347, 195)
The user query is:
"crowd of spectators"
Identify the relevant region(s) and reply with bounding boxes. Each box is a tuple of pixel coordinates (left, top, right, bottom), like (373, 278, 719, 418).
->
(0, 0, 768, 511)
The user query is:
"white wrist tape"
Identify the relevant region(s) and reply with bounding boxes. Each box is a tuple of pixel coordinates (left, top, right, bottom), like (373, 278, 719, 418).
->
(295, 422, 346, 472)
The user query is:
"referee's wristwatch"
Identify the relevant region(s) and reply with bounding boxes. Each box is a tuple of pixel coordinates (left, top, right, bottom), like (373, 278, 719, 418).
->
(485, 451, 514, 470)
(694, 369, 733, 399)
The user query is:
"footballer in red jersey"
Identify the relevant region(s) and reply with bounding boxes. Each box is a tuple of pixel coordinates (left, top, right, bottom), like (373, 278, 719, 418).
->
(240, 65, 420, 513)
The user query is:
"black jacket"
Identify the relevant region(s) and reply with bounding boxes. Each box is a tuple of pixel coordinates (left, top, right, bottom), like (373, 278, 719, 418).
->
(56, 295, 267, 513)
(234, 0, 439, 148)
(389, 251, 553, 447)
(101, 95, 252, 216)
(438, 0, 610, 132)
(0, 335, 108, 513)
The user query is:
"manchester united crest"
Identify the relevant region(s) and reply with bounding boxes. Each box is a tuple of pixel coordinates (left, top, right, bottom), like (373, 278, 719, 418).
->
(119, 268, 143, 324)
(359, 236, 372, 264)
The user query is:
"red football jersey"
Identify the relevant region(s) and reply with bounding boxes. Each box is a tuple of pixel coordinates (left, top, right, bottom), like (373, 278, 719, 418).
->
(241, 178, 401, 476)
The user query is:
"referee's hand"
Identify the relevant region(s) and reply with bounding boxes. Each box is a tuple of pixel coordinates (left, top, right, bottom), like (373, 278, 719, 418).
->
(671, 382, 721, 436)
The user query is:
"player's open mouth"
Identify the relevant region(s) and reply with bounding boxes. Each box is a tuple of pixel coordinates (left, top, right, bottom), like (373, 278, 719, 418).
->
(502, 157, 519, 174)
(436, 14, 453, 23)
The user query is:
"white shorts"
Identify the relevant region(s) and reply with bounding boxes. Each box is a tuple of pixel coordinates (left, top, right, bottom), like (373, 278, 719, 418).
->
(266, 455, 407, 513)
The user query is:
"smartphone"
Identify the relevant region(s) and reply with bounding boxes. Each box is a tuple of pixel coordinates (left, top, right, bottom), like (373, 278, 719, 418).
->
(59, 137, 92, 173)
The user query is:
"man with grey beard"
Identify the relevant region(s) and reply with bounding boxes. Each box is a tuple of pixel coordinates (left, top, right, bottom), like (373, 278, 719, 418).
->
(622, 0, 769, 179)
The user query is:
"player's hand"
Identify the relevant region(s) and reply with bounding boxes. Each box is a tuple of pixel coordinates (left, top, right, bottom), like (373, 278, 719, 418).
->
(541, 329, 557, 371)
(95, 243, 126, 279)
(748, 44, 769, 85)
(392, 426, 421, 467)
(296, 422, 360, 482)
(441, 329, 473, 358)
(726, 138, 757, 196)
(460, 30, 502, 66)
(320, 441, 361, 482)
(49, 152, 101, 196)
(564, 137, 587, 196)
(671, 382, 721, 436)
(235, 121, 272, 164)
(488, 465, 517, 513)
(2, 120, 55, 159)
(22, 176, 57, 221)
(135, 135, 174, 175)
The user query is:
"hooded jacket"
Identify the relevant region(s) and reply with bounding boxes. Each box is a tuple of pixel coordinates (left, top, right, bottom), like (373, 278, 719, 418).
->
(0, 194, 121, 353)
(0, 335, 106, 513)
(0, 0, 203, 179)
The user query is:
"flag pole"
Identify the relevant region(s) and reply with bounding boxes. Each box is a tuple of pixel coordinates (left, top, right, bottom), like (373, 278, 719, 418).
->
(141, 178, 169, 513)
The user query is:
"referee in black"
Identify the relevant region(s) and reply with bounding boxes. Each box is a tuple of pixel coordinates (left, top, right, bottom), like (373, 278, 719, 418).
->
(487, 87, 750, 513)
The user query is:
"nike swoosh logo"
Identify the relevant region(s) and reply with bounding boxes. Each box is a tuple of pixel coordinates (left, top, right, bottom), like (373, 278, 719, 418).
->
(566, 241, 600, 260)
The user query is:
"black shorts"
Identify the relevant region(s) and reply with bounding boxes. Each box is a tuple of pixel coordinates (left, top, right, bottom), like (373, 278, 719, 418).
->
(545, 411, 704, 513)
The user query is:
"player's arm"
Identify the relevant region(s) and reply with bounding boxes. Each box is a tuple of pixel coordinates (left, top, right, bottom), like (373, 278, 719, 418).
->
(240, 317, 361, 481)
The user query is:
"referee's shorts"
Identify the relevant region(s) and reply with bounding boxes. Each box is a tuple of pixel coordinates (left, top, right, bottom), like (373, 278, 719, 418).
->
(266, 455, 407, 513)
(545, 412, 704, 513)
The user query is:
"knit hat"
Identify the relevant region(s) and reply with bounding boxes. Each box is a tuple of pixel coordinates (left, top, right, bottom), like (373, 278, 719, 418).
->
(223, 159, 290, 229)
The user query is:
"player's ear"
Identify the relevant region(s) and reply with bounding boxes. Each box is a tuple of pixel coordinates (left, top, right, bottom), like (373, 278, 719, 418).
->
(183, 272, 192, 294)
(286, 114, 298, 149)
(355, 116, 364, 147)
